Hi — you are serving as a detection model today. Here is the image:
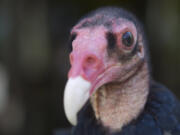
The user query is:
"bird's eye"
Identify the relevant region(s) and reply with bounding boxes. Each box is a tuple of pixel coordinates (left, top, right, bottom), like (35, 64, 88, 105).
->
(122, 32, 134, 47)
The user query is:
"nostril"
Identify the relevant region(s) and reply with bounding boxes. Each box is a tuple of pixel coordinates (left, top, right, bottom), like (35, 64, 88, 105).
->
(86, 56, 96, 66)
(84, 55, 98, 68)
(82, 55, 100, 79)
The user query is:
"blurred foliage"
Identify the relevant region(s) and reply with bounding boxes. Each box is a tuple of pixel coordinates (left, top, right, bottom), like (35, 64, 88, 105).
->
(0, 0, 179, 135)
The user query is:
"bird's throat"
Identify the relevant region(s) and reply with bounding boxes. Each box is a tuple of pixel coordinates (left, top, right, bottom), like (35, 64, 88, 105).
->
(90, 62, 149, 132)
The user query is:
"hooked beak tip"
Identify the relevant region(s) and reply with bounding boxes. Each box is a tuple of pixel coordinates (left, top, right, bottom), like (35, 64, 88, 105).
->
(63, 76, 91, 125)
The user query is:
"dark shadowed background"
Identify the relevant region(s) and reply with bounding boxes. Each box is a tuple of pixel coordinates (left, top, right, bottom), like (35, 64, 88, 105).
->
(0, 0, 179, 135)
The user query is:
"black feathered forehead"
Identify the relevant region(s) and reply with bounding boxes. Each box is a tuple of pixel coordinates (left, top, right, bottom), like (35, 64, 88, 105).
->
(73, 7, 147, 45)
(75, 7, 142, 31)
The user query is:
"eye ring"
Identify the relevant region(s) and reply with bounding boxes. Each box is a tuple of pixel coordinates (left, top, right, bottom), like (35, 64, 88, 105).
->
(122, 31, 134, 47)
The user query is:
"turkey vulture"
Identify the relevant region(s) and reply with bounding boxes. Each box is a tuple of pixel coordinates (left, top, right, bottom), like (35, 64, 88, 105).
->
(61, 7, 180, 135)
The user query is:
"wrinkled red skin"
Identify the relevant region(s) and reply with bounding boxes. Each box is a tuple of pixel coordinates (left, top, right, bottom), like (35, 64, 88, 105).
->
(68, 19, 138, 95)
(68, 26, 114, 95)
(68, 26, 107, 81)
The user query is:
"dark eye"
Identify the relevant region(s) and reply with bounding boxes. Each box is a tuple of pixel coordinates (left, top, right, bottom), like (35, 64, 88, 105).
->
(122, 32, 134, 47)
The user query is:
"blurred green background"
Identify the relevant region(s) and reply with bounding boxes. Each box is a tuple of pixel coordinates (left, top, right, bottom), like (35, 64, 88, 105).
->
(0, 0, 179, 135)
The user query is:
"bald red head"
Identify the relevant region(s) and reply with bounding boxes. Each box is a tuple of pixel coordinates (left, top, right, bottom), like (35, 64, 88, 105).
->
(64, 7, 148, 125)
(69, 27, 107, 83)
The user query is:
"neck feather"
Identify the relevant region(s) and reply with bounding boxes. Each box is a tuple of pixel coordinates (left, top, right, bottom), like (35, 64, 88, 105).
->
(90, 62, 149, 132)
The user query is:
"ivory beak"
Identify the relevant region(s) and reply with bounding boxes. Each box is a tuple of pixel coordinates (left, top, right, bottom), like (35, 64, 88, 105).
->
(63, 76, 91, 125)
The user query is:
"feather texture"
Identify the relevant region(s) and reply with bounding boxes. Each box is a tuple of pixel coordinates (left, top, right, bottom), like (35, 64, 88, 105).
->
(56, 82, 180, 135)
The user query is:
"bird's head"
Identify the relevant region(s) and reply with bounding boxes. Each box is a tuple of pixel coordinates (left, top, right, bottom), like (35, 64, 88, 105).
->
(64, 7, 149, 126)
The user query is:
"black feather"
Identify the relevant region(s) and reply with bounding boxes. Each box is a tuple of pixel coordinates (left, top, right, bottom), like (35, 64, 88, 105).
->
(56, 7, 180, 135)
(66, 82, 180, 135)
(71, 102, 107, 135)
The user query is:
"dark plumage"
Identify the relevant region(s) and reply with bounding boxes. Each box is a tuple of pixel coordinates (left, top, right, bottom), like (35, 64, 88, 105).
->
(59, 7, 180, 135)
(68, 82, 180, 135)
